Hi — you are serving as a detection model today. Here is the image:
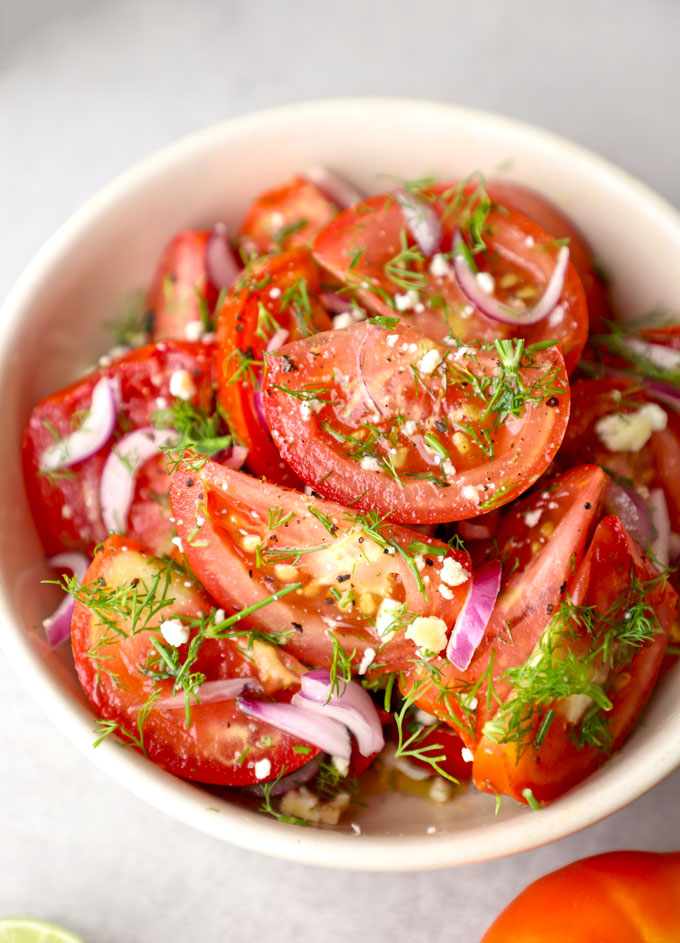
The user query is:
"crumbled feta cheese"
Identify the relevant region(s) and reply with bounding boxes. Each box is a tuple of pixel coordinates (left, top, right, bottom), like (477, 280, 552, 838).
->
(332, 755, 350, 777)
(184, 320, 206, 341)
(524, 508, 543, 528)
(274, 564, 299, 582)
(404, 420, 417, 437)
(475, 271, 495, 294)
(429, 253, 452, 278)
(461, 747, 474, 763)
(350, 306, 366, 322)
(405, 616, 449, 654)
(169, 369, 197, 401)
(595, 403, 667, 453)
(417, 348, 443, 376)
(461, 304, 474, 318)
(269, 286, 281, 299)
(299, 398, 324, 421)
(386, 334, 399, 348)
(426, 825, 437, 835)
(415, 708, 438, 727)
(548, 304, 565, 327)
(358, 647, 376, 675)
(332, 312, 354, 330)
(462, 484, 481, 504)
(240, 534, 261, 553)
(360, 455, 381, 472)
(254, 758, 272, 780)
(524, 235, 535, 248)
(61, 504, 73, 519)
(155, 396, 168, 409)
(441, 557, 470, 587)
(442, 458, 456, 479)
(374, 598, 403, 641)
(270, 211, 285, 229)
(394, 289, 419, 311)
(428, 777, 453, 803)
(160, 618, 190, 647)
(438, 584, 454, 600)
(279, 787, 350, 825)
(214, 608, 225, 625)
(171, 536, 183, 553)
(351, 822, 362, 835)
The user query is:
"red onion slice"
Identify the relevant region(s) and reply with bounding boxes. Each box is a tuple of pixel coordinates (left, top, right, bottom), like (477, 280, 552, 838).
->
(238, 697, 351, 760)
(452, 229, 569, 327)
(292, 669, 385, 757)
(604, 480, 653, 546)
(395, 187, 442, 258)
(205, 222, 241, 290)
(39, 377, 118, 470)
(154, 677, 260, 710)
(459, 510, 500, 542)
(647, 487, 671, 567)
(446, 560, 502, 670)
(100, 426, 177, 533)
(42, 552, 89, 647)
(639, 378, 680, 411)
(625, 338, 680, 372)
(252, 388, 269, 432)
(265, 328, 290, 353)
(320, 291, 353, 315)
(221, 444, 249, 470)
(303, 165, 362, 209)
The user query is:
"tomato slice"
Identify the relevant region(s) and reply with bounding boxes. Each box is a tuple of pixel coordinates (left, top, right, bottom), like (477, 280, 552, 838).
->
(169, 458, 471, 673)
(409, 724, 473, 782)
(22, 340, 214, 556)
(71, 535, 318, 786)
(148, 230, 220, 341)
(401, 465, 609, 747)
(215, 247, 332, 487)
(312, 186, 588, 373)
(238, 176, 339, 256)
(262, 320, 570, 524)
(473, 515, 678, 804)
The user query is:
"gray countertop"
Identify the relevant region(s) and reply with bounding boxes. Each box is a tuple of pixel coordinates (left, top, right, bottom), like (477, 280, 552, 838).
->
(2, 2, 679, 941)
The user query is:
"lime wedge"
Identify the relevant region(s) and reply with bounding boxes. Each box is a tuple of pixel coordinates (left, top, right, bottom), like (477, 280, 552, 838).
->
(0, 919, 81, 943)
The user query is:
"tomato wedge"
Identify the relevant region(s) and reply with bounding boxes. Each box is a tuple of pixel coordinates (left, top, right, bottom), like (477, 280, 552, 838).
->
(262, 320, 570, 524)
(312, 185, 588, 373)
(22, 340, 214, 556)
(169, 457, 471, 672)
(401, 465, 608, 747)
(215, 247, 331, 487)
(148, 230, 220, 341)
(238, 176, 339, 256)
(473, 515, 678, 804)
(71, 535, 319, 786)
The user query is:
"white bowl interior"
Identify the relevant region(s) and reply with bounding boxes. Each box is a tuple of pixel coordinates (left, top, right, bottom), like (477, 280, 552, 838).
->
(2, 98, 680, 869)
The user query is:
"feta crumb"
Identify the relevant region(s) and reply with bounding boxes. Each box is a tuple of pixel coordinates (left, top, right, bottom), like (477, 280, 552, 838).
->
(415, 709, 438, 727)
(524, 508, 543, 528)
(461, 747, 474, 763)
(386, 334, 399, 348)
(429, 253, 452, 278)
(405, 616, 449, 654)
(358, 647, 376, 675)
(394, 289, 420, 311)
(351, 822, 362, 835)
(269, 287, 281, 299)
(441, 557, 470, 587)
(404, 420, 417, 436)
(428, 777, 453, 804)
(270, 211, 285, 229)
(155, 396, 168, 409)
(171, 536, 183, 553)
(274, 564, 299, 582)
(461, 304, 474, 318)
(299, 398, 324, 421)
(332, 312, 354, 330)
(160, 618, 190, 647)
(595, 403, 667, 453)
(61, 504, 73, 519)
(426, 825, 437, 835)
(524, 235, 535, 248)
(351, 306, 367, 322)
(475, 271, 495, 294)
(332, 755, 350, 777)
(442, 458, 456, 479)
(462, 484, 481, 504)
(548, 304, 565, 327)
(417, 348, 443, 375)
(240, 534, 261, 553)
(169, 369, 197, 401)
(360, 455, 381, 472)
(214, 608, 225, 625)
(438, 584, 454, 600)
(184, 320, 206, 341)
(374, 598, 403, 642)
(254, 757, 272, 781)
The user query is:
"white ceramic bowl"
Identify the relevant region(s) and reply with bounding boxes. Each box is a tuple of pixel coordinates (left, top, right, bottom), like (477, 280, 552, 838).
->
(2, 99, 680, 870)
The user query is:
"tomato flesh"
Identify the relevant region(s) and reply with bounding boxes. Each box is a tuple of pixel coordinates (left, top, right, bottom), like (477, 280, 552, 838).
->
(238, 176, 339, 256)
(148, 230, 220, 342)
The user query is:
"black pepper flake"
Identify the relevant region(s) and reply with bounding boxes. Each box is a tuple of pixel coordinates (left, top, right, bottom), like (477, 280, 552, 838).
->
(281, 355, 297, 373)
(425, 558, 434, 566)
(292, 622, 303, 632)
(311, 490, 322, 499)
(560, 581, 567, 593)
(337, 573, 351, 583)
(248, 569, 253, 578)
(325, 597, 335, 605)
(358, 536, 364, 543)
(546, 603, 553, 614)
(185, 478, 194, 488)
(547, 396, 559, 408)
(584, 502, 592, 509)
(434, 419, 446, 433)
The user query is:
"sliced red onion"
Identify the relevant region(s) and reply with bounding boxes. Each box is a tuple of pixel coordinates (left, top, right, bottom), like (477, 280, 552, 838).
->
(320, 291, 353, 315)
(624, 338, 680, 372)
(604, 480, 653, 546)
(303, 165, 362, 209)
(639, 378, 680, 411)
(39, 376, 118, 470)
(292, 669, 384, 757)
(205, 222, 240, 290)
(239, 697, 351, 760)
(154, 677, 260, 710)
(252, 388, 269, 432)
(647, 487, 671, 567)
(221, 444, 249, 470)
(395, 187, 442, 257)
(446, 560, 502, 670)
(100, 426, 177, 533)
(459, 510, 499, 541)
(241, 757, 321, 797)
(265, 328, 290, 353)
(42, 552, 89, 647)
(452, 228, 569, 326)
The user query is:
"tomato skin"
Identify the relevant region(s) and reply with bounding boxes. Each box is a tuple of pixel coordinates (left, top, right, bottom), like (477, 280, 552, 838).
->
(215, 247, 331, 487)
(473, 516, 678, 804)
(21, 340, 214, 557)
(148, 230, 219, 341)
(410, 725, 473, 781)
(169, 458, 470, 673)
(481, 851, 680, 943)
(71, 535, 319, 786)
(238, 176, 339, 255)
(263, 320, 571, 524)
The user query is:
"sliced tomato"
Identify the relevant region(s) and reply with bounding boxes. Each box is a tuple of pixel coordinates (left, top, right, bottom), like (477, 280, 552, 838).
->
(215, 247, 332, 487)
(409, 724, 473, 782)
(22, 340, 214, 556)
(262, 320, 570, 524)
(238, 176, 339, 256)
(473, 515, 678, 804)
(312, 186, 588, 373)
(401, 465, 608, 747)
(148, 230, 220, 341)
(71, 535, 318, 786)
(169, 458, 471, 673)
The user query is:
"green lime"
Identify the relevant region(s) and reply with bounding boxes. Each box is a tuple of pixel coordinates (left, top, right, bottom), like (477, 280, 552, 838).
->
(0, 919, 81, 943)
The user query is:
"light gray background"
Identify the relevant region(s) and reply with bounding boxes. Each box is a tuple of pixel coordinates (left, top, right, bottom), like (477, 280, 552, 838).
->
(2, 2, 679, 941)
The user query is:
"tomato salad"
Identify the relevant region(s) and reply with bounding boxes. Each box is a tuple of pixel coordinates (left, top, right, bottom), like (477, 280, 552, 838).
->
(23, 168, 680, 825)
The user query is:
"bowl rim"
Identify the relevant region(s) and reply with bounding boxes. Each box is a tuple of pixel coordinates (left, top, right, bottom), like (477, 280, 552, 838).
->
(2, 96, 680, 871)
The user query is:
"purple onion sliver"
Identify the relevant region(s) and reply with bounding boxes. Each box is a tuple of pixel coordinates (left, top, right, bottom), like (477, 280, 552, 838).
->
(395, 187, 442, 257)
(39, 376, 118, 471)
(647, 487, 671, 567)
(320, 291, 353, 315)
(446, 560, 502, 671)
(452, 228, 569, 327)
(640, 378, 680, 411)
(265, 328, 290, 353)
(238, 697, 351, 760)
(240, 758, 321, 797)
(303, 165, 363, 209)
(294, 672, 384, 757)
(604, 481, 654, 547)
(154, 676, 260, 710)
(43, 552, 89, 647)
(252, 387, 269, 432)
(221, 444, 249, 470)
(205, 222, 241, 290)
(625, 338, 680, 372)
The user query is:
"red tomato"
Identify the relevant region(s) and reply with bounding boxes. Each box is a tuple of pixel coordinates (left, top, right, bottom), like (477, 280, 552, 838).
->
(71, 536, 319, 786)
(22, 340, 214, 556)
(215, 247, 331, 487)
(148, 230, 219, 341)
(487, 179, 612, 331)
(473, 515, 678, 804)
(482, 851, 680, 943)
(169, 457, 471, 673)
(401, 465, 608, 747)
(238, 176, 339, 256)
(312, 187, 588, 373)
(410, 724, 473, 782)
(262, 320, 570, 524)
